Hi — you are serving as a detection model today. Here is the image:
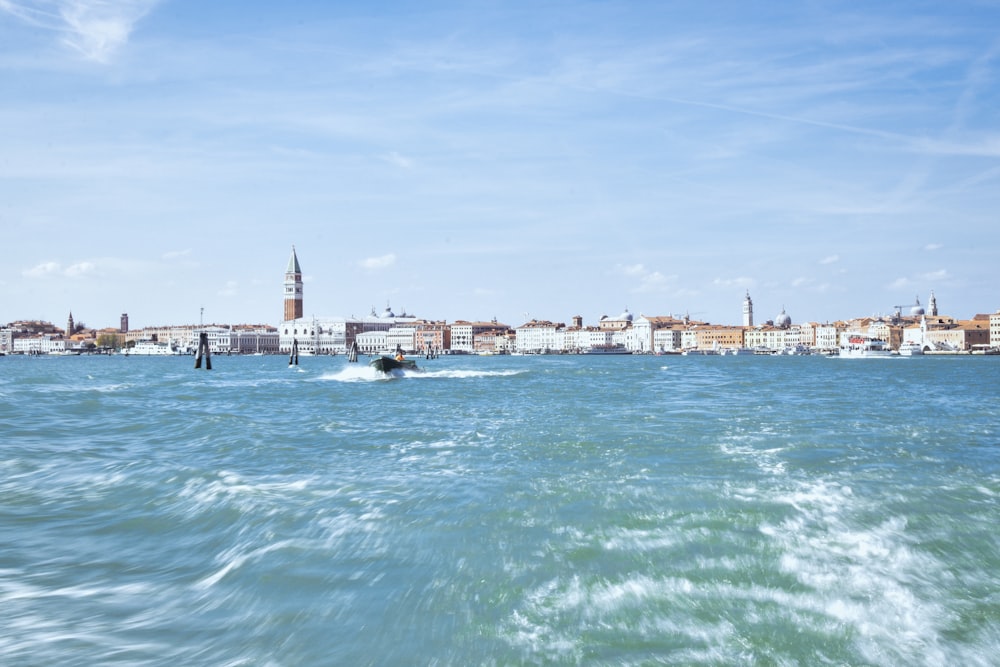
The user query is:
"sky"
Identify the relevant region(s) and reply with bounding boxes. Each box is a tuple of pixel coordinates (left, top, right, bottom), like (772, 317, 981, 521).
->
(2, 0, 999, 330)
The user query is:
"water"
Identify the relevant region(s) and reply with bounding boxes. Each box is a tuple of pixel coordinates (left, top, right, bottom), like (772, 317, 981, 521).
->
(2, 353, 998, 666)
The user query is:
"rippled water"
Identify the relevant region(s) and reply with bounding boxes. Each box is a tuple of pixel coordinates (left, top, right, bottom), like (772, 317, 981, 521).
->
(2, 354, 998, 665)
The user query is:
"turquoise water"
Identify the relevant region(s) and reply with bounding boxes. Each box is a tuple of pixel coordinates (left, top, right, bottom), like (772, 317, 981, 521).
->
(2, 354, 998, 665)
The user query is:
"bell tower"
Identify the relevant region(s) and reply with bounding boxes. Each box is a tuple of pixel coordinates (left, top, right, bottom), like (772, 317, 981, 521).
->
(742, 290, 754, 327)
(284, 246, 303, 321)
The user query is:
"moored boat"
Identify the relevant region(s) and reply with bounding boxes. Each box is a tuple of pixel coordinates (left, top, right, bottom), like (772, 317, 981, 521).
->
(837, 334, 893, 358)
(124, 340, 183, 356)
(897, 341, 924, 356)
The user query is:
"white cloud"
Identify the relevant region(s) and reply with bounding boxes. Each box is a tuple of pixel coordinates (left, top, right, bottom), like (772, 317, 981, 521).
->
(64, 261, 96, 276)
(163, 248, 192, 260)
(924, 243, 942, 251)
(359, 253, 396, 270)
(820, 254, 839, 265)
(0, 0, 160, 63)
(23, 261, 62, 277)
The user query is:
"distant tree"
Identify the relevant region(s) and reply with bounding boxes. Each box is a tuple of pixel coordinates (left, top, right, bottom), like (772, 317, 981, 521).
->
(96, 333, 121, 349)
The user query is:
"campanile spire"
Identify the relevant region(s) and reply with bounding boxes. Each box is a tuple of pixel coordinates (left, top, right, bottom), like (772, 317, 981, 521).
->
(284, 245, 303, 321)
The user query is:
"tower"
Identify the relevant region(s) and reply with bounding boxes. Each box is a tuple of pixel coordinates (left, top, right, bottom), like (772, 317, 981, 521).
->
(120, 313, 129, 333)
(66, 311, 74, 336)
(284, 246, 303, 321)
(928, 290, 938, 316)
(742, 290, 754, 327)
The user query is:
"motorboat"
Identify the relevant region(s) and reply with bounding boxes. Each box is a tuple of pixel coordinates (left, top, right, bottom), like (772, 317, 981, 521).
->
(369, 355, 420, 373)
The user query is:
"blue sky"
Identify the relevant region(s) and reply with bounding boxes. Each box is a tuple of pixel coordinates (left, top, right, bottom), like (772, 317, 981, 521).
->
(2, 1, 998, 330)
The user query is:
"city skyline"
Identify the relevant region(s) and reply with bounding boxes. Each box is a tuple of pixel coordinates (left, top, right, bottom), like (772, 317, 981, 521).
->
(2, 2, 998, 330)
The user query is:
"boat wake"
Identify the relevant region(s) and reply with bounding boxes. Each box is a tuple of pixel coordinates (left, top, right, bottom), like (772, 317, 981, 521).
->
(317, 367, 525, 382)
(317, 366, 391, 382)
(415, 369, 524, 379)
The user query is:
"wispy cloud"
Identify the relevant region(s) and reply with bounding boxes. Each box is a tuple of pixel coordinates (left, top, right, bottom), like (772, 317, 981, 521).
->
(921, 269, 949, 281)
(924, 243, 942, 251)
(616, 264, 677, 293)
(23, 260, 97, 278)
(820, 255, 840, 265)
(380, 151, 414, 169)
(163, 248, 192, 260)
(359, 253, 396, 270)
(712, 276, 754, 289)
(0, 0, 159, 63)
(218, 280, 239, 297)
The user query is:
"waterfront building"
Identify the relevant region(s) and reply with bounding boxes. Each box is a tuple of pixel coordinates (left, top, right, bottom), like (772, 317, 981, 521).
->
(450, 320, 510, 353)
(279, 317, 350, 355)
(687, 324, 745, 351)
(515, 320, 564, 353)
(414, 321, 451, 353)
(13, 334, 68, 354)
(386, 326, 416, 353)
(0, 327, 11, 354)
(471, 326, 512, 354)
(653, 327, 683, 353)
(813, 323, 840, 352)
(632, 315, 688, 353)
(991, 311, 1000, 349)
(599, 309, 634, 331)
(744, 325, 786, 352)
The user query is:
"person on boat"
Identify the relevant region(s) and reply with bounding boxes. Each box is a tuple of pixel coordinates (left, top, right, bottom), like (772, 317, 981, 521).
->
(395, 351, 405, 361)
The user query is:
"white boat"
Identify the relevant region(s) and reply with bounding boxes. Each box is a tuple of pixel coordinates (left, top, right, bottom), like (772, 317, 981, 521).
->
(897, 341, 924, 356)
(124, 340, 183, 356)
(837, 334, 893, 358)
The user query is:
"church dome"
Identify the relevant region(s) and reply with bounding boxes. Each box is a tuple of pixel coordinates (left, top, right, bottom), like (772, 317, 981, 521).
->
(618, 308, 633, 322)
(910, 304, 925, 316)
(775, 308, 792, 328)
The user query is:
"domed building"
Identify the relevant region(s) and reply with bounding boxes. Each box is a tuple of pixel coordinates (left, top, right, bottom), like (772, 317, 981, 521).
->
(775, 307, 792, 329)
(599, 308, 634, 331)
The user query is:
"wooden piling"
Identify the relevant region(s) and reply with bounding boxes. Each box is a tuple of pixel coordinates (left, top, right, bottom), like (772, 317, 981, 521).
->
(194, 332, 212, 370)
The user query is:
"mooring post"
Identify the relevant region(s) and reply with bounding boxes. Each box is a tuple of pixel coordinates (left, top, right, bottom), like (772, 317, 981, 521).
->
(194, 332, 212, 370)
(289, 338, 299, 366)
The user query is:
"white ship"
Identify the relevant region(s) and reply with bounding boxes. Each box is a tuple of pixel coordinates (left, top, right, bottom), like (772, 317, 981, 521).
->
(124, 340, 183, 356)
(837, 334, 893, 358)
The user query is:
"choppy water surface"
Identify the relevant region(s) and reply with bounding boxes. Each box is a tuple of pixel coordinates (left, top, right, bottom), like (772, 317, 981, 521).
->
(2, 354, 998, 665)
